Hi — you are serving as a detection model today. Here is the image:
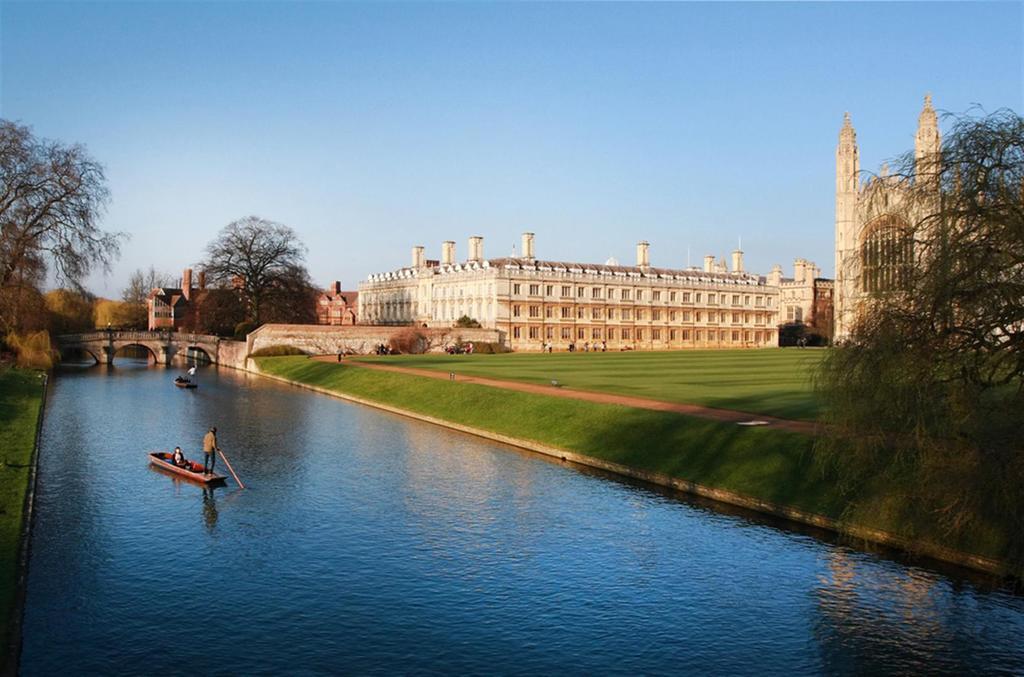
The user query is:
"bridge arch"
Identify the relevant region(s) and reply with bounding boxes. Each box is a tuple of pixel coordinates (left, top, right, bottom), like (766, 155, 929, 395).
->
(54, 331, 221, 367)
(183, 345, 213, 364)
(59, 345, 101, 366)
(112, 343, 160, 364)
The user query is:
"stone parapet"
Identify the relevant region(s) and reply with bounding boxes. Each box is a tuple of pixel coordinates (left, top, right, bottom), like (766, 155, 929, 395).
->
(247, 324, 505, 356)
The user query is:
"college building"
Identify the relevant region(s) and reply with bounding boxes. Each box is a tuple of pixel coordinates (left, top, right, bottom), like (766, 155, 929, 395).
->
(834, 94, 941, 340)
(358, 234, 829, 351)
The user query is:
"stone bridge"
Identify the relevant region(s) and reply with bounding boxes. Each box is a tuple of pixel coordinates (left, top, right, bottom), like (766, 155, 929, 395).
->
(56, 330, 223, 365)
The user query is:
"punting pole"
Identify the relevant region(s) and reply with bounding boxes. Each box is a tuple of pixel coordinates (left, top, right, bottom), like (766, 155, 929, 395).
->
(218, 450, 246, 489)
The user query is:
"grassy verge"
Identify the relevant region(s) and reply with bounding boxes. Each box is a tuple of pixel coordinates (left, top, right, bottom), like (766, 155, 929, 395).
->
(352, 348, 823, 421)
(0, 369, 46, 655)
(259, 356, 838, 512)
(258, 356, 1016, 571)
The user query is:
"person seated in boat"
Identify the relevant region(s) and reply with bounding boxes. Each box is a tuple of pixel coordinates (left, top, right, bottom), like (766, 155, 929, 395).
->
(172, 446, 187, 467)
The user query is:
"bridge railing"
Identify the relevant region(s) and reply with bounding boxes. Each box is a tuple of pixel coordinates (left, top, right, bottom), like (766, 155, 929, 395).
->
(56, 331, 220, 344)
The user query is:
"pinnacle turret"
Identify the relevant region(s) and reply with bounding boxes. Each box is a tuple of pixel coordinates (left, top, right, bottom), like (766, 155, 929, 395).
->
(839, 112, 857, 145)
(915, 93, 941, 184)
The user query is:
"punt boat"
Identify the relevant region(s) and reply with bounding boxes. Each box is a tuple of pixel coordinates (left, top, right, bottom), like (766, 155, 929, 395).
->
(174, 377, 197, 389)
(148, 452, 226, 484)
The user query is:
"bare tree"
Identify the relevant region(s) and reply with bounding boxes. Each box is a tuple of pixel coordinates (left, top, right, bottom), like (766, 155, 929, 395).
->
(122, 266, 171, 305)
(199, 216, 316, 325)
(0, 120, 122, 332)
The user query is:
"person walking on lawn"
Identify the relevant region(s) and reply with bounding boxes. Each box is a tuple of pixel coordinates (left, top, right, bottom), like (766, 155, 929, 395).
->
(203, 427, 220, 475)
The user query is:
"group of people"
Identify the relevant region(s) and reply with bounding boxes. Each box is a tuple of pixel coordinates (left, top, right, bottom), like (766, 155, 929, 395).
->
(170, 427, 220, 475)
(557, 341, 607, 353)
(444, 342, 475, 355)
(374, 344, 395, 355)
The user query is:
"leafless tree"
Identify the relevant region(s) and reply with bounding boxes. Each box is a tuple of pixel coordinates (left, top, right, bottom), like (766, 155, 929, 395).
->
(122, 266, 172, 305)
(199, 216, 316, 325)
(0, 120, 122, 332)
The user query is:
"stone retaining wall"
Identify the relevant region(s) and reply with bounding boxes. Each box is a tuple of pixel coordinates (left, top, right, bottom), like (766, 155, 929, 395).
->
(247, 324, 505, 356)
(216, 339, 251, 370)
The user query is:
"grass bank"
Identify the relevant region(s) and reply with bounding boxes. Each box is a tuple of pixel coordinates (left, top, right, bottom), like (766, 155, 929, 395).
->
(0, 369, 46, 660)
(256, 357, 832, 515)
(258, 356, 1017, 575)
(352, 349, 823, 421)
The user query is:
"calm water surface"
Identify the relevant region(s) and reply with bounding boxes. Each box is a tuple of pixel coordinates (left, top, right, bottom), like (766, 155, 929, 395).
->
(20, 361, 1024, 675)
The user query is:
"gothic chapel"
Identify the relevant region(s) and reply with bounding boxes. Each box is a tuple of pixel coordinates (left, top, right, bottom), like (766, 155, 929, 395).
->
(834, 95, 941, 339)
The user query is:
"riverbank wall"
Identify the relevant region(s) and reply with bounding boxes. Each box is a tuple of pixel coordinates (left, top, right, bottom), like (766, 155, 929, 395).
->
(246, 324, 504, 357)
(242, 356, 1014, 579)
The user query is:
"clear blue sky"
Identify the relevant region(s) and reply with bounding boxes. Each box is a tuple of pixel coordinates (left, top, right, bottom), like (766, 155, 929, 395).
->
(2, 1, 1021, 295)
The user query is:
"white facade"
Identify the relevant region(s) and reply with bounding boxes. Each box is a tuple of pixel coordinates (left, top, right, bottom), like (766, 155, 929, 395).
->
(360, 234, 793, 351)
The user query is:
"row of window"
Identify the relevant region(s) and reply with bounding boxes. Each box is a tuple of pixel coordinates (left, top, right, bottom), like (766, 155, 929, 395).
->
(510, 326, 768, 343)
(511, 305, 768, 324)
(432, 284, 495, 299)
(510, 283, 769, 307)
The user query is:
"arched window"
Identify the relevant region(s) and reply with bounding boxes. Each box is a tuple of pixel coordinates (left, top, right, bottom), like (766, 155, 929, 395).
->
(860, 215, 913, 293)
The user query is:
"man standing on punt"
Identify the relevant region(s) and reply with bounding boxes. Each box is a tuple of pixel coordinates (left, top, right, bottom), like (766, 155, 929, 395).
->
(203, 427, 219, 476)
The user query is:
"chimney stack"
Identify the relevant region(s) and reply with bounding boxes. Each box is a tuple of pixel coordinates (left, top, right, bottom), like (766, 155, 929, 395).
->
(441, 241, 456, 265)
(731, 249, 744, 273)
(768, 264, 783, 287)
(636, 241, 650, 268)
(411, 245, 425, 268)
(198, 271, 206, 291)
(521, 232, 535, 259)
(703, 255, 715, 273)
(794, 258, 807, 284)
(182, 268, 192, 301)
(332, 281, 342, 294)
(468, 236, 484, 262)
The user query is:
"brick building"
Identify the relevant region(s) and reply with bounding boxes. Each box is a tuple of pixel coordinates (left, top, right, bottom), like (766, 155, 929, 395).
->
(316, 282, 359, 326)
(147, 268, 208, 331)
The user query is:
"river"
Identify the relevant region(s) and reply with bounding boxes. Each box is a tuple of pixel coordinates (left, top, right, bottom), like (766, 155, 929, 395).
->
(18, 360, 1024, 675)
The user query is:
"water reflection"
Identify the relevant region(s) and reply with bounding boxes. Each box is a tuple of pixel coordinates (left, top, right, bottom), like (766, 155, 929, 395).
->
(202, 485, 218, 532)
(811, 549, 1023, 674)
(20, 363, 1024, 675)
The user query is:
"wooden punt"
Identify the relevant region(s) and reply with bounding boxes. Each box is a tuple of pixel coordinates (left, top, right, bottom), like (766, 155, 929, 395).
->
(174, 378, 197, 389)
(148, 452, 226, 484)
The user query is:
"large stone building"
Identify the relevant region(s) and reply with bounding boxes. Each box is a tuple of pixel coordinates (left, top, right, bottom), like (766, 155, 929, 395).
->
(834, 95, 940, 340)
(358, 234, 819, 351)
(775, 258, 834, 340)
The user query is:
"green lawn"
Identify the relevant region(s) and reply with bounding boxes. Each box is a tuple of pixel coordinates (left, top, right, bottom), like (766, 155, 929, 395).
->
(353, 348, 824, 421)
(258, 355, 833, 512)
(0, 369, 46, 656)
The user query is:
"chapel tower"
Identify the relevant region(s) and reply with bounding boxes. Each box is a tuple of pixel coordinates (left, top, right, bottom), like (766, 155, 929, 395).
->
(834, 112, 860, 340)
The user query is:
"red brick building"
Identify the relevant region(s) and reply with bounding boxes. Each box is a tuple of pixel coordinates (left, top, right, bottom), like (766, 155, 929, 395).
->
(147, 268, 208, 331)
(316, 281, 358, 326)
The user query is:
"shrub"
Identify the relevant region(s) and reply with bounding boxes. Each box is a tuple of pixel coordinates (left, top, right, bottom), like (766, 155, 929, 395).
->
(5, 331, 58, 369)
(389, 328, 427, 354)
(471, 341, 511, 354)
(454, 315, 481, 328)
(249, 344, 307, 357)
